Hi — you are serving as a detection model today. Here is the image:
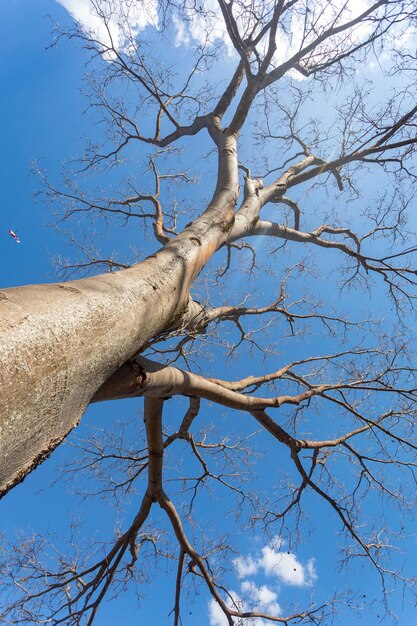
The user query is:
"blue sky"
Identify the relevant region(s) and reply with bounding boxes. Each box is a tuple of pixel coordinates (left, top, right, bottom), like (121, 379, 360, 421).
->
(1, 1, 416, 625)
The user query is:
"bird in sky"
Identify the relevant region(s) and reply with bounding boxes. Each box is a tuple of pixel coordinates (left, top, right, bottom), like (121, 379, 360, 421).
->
(8, 229, 21, 244)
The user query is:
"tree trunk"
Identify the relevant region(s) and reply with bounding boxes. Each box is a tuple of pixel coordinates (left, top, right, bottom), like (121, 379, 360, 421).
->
(0, 192, 236, 497)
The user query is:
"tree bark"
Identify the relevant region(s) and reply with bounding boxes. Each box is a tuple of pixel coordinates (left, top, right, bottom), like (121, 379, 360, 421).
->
(0, 191, 236, 497)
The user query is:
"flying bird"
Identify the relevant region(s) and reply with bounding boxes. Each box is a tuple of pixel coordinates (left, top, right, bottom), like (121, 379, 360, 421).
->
(8, 229, 21, 244)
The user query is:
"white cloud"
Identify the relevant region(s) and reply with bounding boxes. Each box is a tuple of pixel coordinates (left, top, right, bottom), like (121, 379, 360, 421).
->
(208, 590, 244, 626)
(267, 0, 374, 79)
(208, 599, 229, 626)
(170, 0, 374, 82)
(171, 0, 406, 81)
(241, 580, 282, 615)
(56, 0, 158, 54)
(172, 0, 233, 54)
(210, 538, 316, 626)
(172, 13, 190, 48)
(57, 0, 412, 77)
(260, 546, 317, 587)
(173, 0, 374, 50)
(234, 554, 258, 578)
(306, 558, 318, 582)
(234, 537, 317, 587)
(57, 0, 414, 80)
(208, 581, 282, 626)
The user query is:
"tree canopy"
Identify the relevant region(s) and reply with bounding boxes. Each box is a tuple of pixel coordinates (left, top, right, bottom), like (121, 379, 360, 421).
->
(1, 1, 417, 624)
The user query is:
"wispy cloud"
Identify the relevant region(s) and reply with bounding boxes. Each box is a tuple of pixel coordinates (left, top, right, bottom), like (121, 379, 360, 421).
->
(56, 0, 158, 54)
(171, 0, 407, 79)
(172, 0, 234, 54)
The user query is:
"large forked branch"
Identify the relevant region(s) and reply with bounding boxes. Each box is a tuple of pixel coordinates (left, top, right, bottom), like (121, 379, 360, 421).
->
(93, 355, 321, 410)
(224, 107, 417, 297)
(93, 355, 417, 451)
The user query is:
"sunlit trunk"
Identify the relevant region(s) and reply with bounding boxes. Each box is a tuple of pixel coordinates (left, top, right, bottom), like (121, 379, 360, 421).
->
(0, 193, 237, 497)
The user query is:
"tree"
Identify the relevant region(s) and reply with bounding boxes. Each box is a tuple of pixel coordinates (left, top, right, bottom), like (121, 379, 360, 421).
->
(1, 0, 417, 623)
